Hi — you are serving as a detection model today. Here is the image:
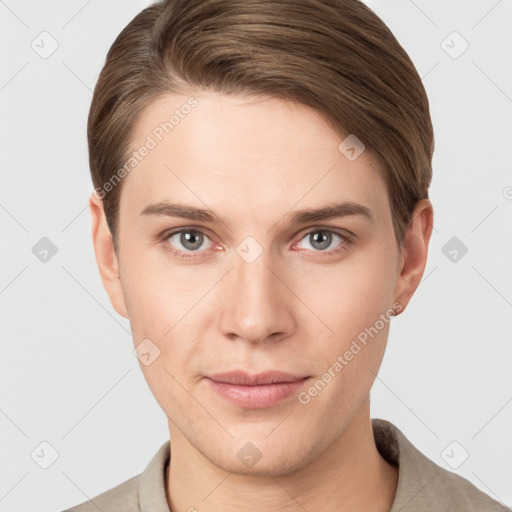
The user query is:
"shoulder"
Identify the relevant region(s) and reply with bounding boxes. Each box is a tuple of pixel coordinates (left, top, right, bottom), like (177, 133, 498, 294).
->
(372, 418, 510, 512)
(430, 467, 510, 511)
(61, 474, 141, 512)
(59, 441, 170, 512)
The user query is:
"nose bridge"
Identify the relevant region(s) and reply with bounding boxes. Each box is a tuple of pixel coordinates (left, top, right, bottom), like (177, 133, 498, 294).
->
(217, 238, 295, 343)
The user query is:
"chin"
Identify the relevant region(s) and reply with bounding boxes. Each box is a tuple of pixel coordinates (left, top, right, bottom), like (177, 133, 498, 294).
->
(220, 455, 307, 477)
(205, 438, 315, 477)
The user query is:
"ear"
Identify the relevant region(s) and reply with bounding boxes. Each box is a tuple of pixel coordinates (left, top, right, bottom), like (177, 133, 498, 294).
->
(393, 199, 433, 315)
(89, 192, 128, 318)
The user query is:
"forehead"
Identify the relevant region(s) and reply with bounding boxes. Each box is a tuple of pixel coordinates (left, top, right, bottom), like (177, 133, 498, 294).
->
(120, 91, 389, 224)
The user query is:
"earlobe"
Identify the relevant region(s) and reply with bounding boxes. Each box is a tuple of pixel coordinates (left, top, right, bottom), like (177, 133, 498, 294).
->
(89, 192, 129, 318)
(393, 199, 433, 316)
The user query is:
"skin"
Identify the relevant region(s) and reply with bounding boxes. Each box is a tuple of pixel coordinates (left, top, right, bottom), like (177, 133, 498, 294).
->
(90, 91, 433, 512)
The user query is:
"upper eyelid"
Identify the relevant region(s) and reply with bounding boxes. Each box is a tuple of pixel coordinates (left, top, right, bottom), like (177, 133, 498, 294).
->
(163, 226, 215, 243)
(292, 228, 353, 249)
(299, 226, 354, 239)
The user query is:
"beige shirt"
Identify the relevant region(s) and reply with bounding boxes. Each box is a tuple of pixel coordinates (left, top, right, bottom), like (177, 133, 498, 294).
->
(63, 418, 509, 511)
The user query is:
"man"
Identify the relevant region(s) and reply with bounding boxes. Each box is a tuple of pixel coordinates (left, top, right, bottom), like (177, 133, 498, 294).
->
(64, 0, 509, 510)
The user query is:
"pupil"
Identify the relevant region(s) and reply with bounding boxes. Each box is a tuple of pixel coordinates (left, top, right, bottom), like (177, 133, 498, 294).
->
(181, 231, 202, 250)
(311, 231, 331, 250)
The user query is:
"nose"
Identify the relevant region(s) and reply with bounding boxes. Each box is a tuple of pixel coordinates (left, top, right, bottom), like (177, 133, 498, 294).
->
(217, 243, 296, 344)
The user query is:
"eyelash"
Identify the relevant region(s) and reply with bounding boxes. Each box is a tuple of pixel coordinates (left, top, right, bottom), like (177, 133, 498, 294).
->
(158, 226, 354, 260)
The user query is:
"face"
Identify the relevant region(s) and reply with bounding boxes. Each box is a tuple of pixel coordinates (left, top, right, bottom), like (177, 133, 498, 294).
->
(91, 91, 430, 476)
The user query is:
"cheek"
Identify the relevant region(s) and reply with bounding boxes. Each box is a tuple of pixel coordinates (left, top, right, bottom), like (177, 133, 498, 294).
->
(120, 255, 209, 382)
(120, 249, 199, 337)
(293, 244, 398, 342)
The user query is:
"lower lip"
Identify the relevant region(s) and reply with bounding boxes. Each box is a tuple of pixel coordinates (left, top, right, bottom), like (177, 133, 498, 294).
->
(206, 377, 310, 409)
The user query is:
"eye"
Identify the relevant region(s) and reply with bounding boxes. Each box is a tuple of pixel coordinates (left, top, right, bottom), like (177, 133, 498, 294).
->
(159, 226, 352, 260)
(164, 228, 214, 257)
(293, 228, 351, 254)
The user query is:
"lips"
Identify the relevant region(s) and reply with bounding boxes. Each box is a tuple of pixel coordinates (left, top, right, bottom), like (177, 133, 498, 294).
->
(207, 370, 308, 385)
(205, 371, 311, 409)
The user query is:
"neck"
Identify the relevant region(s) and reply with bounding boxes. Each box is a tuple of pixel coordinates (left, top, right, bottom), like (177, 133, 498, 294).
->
(166, 399, 398, 512)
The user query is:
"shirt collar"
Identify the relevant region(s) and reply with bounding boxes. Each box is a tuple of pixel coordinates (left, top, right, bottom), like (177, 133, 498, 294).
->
(138, 441, 172, 512)
(372, 418, 441, 511)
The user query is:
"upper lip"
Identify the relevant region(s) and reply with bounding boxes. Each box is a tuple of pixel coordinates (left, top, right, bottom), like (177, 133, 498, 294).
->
(207, 371, 309, 386)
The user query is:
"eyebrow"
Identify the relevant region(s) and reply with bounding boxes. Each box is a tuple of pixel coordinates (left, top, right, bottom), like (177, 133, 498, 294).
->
(139, 201, 373, 225)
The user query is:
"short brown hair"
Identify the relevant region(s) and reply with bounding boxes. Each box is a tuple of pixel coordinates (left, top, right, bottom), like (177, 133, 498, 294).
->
(88, 0, 434, 249)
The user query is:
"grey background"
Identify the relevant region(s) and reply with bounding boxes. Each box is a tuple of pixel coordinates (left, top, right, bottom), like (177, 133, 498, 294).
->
(1, 0, 511, 510)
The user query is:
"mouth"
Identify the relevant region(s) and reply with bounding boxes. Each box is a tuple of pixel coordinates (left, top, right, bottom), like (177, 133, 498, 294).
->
(204, 371, 311, 409)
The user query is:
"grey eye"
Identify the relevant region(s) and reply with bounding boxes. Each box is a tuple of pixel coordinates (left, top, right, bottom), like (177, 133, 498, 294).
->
(308, 230, 333, 250)
(168, 230, 209, 251)
(298, 230, 345, 252)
